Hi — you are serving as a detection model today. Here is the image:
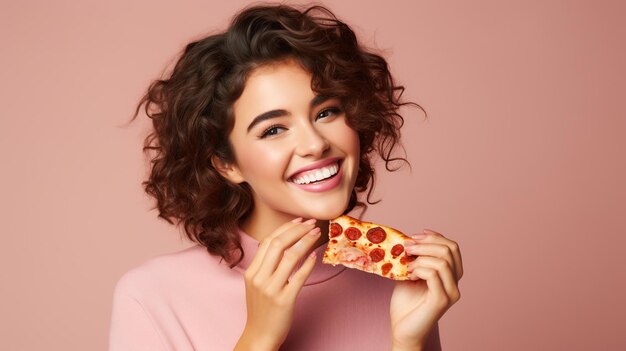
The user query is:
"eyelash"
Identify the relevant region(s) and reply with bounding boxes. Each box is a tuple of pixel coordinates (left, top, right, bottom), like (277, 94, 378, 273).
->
(259, 106, 343, 139)
(316, 107, 342, 120)
(260, 124, 285, 138)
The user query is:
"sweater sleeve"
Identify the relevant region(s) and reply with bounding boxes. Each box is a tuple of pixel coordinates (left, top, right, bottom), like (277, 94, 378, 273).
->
(108, 287, 168, 351)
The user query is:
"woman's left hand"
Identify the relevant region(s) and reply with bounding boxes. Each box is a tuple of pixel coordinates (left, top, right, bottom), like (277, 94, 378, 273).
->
(390, 229, 463, 351)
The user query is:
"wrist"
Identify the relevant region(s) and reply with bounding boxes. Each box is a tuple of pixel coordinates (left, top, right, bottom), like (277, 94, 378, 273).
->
(391, 346, 423, 351)
(391, 341, 424, 351)
(234, 328, 280, 351)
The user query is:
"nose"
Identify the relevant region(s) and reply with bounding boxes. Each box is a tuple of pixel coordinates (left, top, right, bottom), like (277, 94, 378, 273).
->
(294, 123, 330, 159)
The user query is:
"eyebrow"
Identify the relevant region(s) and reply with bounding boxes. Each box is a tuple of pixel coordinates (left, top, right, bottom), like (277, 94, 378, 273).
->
(246, 95, 333, 133)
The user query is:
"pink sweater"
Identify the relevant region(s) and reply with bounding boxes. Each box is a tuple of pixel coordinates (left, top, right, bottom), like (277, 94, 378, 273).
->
(108, 230, 441, 350)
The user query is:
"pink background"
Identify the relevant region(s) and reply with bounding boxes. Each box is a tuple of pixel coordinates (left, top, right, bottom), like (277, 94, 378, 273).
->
(1, 0, 624, 350)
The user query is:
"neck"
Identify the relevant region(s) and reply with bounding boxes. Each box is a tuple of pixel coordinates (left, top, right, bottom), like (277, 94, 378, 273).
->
(241, 210, 330, 250)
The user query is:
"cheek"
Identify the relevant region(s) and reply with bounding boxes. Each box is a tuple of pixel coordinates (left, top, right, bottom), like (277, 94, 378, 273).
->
(328, 122, 360, 157)
(338, 126, 361, 181)
(236, 142, 291, 180)
(348, 129, 360, 154)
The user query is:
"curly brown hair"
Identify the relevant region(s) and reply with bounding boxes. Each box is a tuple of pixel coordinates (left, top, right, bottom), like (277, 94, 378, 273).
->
(129, 4, 423, 266)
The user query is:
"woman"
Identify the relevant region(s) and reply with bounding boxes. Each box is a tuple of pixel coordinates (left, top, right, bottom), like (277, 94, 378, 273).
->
(109, 4, 462, 351)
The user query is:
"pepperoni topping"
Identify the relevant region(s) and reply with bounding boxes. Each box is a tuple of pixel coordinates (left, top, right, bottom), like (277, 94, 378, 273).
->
(381, 263, 393, 275)
(369, 248, 385, 262)
(329, 223, 342, 238)
(345, 227, 362, 241)
(400, 255, 417, 265)
(330, 239, 338, 244)
(391, 244, 404, 257)
(366, 227, 386, 244)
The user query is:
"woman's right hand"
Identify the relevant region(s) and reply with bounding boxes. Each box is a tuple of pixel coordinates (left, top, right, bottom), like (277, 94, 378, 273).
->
(234, 218, 321, 351)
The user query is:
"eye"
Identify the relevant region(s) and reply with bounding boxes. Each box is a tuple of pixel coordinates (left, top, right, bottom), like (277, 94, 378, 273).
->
(316, 107, 343, 121)
(259, 124, 286, 138)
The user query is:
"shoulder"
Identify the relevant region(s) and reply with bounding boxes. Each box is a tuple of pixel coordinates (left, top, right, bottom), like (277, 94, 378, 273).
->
(113, 245, 227, 300)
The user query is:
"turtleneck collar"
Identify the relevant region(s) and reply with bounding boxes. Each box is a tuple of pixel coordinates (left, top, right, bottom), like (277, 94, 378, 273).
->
(232, 228, 345, 286)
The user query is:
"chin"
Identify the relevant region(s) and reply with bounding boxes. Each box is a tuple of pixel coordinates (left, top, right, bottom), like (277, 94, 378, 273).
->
(304, 199, 351, 220)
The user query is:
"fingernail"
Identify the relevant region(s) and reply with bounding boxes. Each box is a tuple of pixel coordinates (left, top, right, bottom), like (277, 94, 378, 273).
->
(292, 217, 303, 223)
(411, 233, 427, 239)
(308, 251, 317, 260)
(309, 227, 321, 235)
(303, 218, 317, 225)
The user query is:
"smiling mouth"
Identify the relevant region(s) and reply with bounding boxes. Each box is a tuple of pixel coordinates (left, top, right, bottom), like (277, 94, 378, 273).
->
(289, 161, 341, 185)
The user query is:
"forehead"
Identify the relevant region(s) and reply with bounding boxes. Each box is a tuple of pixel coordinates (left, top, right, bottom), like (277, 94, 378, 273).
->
(231, 60, 314, 126)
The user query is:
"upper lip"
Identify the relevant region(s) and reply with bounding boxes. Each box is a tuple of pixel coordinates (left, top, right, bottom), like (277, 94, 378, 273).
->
(288, 157, 342, 180)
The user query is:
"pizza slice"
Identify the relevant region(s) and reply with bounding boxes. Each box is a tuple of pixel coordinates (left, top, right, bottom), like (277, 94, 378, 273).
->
(322, 215, 417, 280)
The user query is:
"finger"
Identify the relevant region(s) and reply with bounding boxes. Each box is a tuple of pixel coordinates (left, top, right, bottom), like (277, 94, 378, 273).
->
(422, 230, 462, 274)
(425, 231, 463, 280)
(266, 228, 321, 291)
(410, 230, 463, 281)
(404, 243, 457, 281)
(283, 250, 318, 299)
(409, 266, 448, 310)
(246, 218, 304, 276)
(409, 256, 460, 302)
(255, 220, 317, 282)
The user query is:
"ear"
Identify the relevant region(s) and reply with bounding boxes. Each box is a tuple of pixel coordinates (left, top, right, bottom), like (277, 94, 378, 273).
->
(211, 155, 245, 184)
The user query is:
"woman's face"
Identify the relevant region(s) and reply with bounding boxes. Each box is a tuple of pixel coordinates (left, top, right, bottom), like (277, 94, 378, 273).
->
(222, 59, 360, 227)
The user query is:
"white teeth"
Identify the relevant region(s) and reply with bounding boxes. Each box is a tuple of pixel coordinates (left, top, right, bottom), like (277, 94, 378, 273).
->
(291, 163, 339, 184)
(314, 170, 323, 180)
(322, 168, 331, 178)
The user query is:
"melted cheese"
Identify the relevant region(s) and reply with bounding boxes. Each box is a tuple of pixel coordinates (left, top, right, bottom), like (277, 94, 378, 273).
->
(322, 215, 414, 280)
